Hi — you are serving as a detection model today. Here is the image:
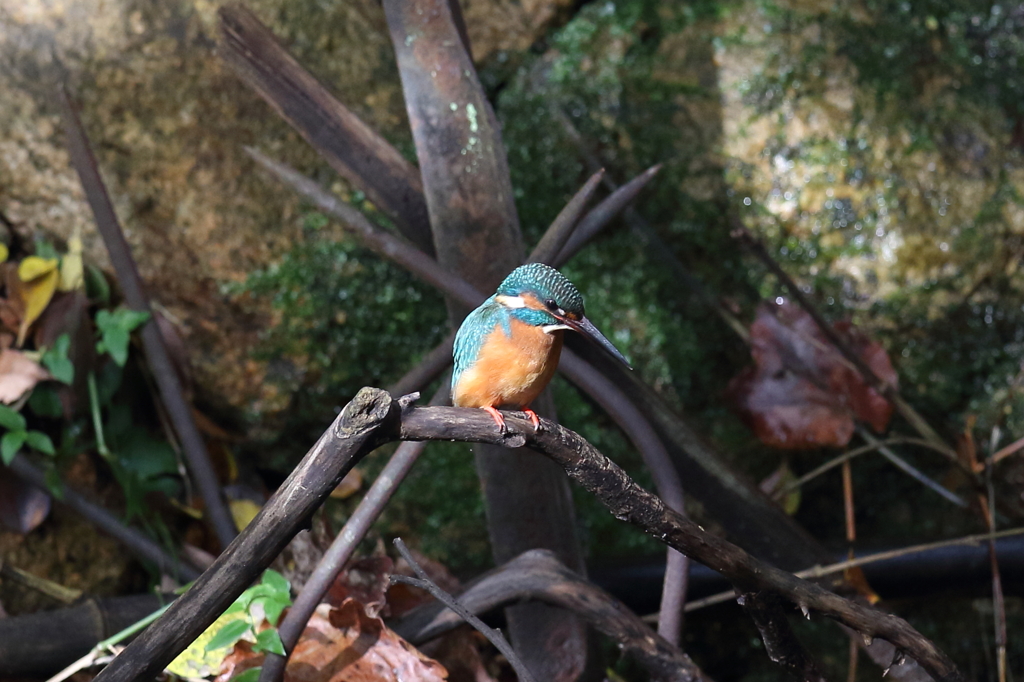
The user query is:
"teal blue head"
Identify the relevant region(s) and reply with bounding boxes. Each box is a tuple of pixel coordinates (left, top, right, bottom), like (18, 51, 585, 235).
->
(494, 263, 630, 368)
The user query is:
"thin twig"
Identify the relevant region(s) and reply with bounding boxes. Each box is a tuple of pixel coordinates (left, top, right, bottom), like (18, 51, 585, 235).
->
(44, 603, 172, 682)
(6, 454, 201, 583)
(58, 86, 237, 549)
(857, 427, 968, 507)
(391, 538, 537, 682)
(394, 549, 708, 682)
(0, 562, 82, 604)
(985, 428, 1007, 682)
(553, 164, 662, 267)
(990, 433, 1024, 467)
(528, 169, 605, 265)
(681, 526, 1024, 612)
(259, 383, 448, 682)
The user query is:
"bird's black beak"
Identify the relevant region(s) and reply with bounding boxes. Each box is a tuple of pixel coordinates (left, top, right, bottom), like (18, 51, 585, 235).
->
(566, 316, 632, 369)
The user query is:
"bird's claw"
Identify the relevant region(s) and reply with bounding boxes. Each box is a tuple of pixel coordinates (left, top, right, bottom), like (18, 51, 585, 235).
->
(522, 408, 542, 432)
(482, 406, 508, 434)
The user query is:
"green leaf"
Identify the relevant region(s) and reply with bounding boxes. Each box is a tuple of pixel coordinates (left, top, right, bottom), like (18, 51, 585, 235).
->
(0, 404, 26, 432)
(44, 467, 64, 500)
(232, 667, 263, 682)
(28, 385, 64, 418)
(95, 308, 151, 367)
(259, 595, 290, 627)
(262, 569, 290, 597)
(1, 430, 26, 465)
(84, 264, 110, 305)
(204, 619, 250, 652)
(42, 334, 74, 385)
(253, 628, 285, 656)
(24, 431, 55, 456)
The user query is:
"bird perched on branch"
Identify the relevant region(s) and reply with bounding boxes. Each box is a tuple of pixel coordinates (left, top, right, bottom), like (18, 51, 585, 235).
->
(452, 263, 630, 431)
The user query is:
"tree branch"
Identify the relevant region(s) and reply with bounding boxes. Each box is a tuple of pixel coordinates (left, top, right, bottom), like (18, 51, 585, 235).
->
(393, 549, 709, 682)
(528, 168, 604, 265)
(737, 591, 829, 682)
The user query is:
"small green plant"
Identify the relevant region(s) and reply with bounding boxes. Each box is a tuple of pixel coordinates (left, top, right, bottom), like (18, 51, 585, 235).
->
(95, 308, 151, 366)
(207, 569, 292, 658)
(0, 403, 54, 465)
(41, 333, 74, 385)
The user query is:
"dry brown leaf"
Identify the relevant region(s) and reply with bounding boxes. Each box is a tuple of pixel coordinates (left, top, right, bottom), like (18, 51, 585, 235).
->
(215, 600, 447, 682)
(0, 349, 50, 404)
(0, 474, 51, 533)
(727, 301, 897, 449)
(326, 556, 393, 617)
(330, 468, 363, 500)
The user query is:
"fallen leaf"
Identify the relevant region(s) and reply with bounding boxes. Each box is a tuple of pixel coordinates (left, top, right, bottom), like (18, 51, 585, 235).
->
(326, 556, 393, 617)
(215, 601, 447, 682)
(0, 474, 51, 533)
(0, 349, 50, 404)
(16, 258, 59, 347)
(230, 498, 262, 532)
(168, 609, 250, 678)
(331, 468, 363, 499)
(727, 300, 896, 449)
(58, 236, 84, 292)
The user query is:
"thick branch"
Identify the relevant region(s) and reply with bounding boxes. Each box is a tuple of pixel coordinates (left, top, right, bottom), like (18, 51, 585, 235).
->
(217, 4, 434, 254)
(91, 388, 399, 682)
(737, 592, 829, 682)
(393, 549, 708, 682)
(396, 405, 963, 682)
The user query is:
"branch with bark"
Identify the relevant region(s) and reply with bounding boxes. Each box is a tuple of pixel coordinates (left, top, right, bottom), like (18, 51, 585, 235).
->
(91, 389, 963, 682)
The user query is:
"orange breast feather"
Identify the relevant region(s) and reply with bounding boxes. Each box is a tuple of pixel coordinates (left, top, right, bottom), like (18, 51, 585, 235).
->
(452, 319, 563, 409)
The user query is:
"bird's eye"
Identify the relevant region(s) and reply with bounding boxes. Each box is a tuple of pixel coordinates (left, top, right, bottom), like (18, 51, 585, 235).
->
(544, 299, 558, 311)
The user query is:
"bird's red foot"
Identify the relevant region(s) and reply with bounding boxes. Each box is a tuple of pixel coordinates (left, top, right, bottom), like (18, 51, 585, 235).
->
(522, 407, 542, 431)
(482, 406, 507, 433)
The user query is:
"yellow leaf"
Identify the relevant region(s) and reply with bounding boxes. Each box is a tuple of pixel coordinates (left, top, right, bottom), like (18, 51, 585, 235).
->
(16, 266, 59, 347)
(166, 610, 247, 678)
(330, 467, 363, 499)
(230, 498, 261, 531)
(0, 244, 8, 264)
(18, 256, 58, 282)
(59, 237, 84, 292)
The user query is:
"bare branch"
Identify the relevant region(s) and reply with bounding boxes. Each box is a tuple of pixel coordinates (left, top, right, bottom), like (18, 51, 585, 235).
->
(58, 86, 237, 549)
(6, 454, 200, 583)
(394, 549, 709, 682)
(737, 592, 829, 682)
(217, 3, 434, 255)
(528, 169, 605, 265)
(259, 383, 448, 682)
(553, 164, 662, 267)
(392, 538, 537, 682)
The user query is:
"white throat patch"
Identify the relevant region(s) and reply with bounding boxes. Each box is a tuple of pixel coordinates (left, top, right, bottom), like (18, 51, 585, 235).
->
(541, 323, 572, 334)
(496, 294, 527, 308)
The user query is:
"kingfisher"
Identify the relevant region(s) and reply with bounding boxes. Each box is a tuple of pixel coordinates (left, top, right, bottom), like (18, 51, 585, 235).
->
(452, 262, 630, 431)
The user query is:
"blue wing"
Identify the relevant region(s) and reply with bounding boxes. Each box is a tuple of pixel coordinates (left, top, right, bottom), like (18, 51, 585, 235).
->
(452, 296, 511, 393)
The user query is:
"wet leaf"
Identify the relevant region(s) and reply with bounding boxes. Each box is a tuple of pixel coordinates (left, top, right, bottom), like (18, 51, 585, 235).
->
(0, 349, 49, 404)
(0, 474, 50, 533)
(727, 301, 896, 449)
